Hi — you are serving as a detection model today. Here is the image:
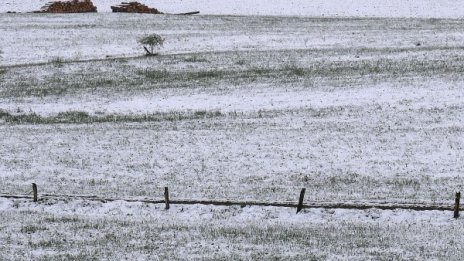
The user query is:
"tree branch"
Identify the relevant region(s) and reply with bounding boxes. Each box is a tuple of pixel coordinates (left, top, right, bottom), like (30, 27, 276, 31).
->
(143, 46, 152, 55)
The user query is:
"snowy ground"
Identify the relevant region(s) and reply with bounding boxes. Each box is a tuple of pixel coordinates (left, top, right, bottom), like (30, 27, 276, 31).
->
(1, 197, 463, 260)
(2, 8, 464, 260)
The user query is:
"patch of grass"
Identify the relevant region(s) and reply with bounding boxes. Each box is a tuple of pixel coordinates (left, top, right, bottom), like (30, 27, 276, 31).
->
(4, 44, 464, 101)
(40, 253, 99, 261)
(29, 238, 65, 249)
(25, 87, 67, 97)
(283, 64, 306, 76)
(49, 57, 65, 67)
(4, 112, 42, 124)
(55, 111, 90, 122)
(194, 110, 222, 117)
(20, 224, 47, 234)
(92, 79, 114, 86)
(137, 69, 170, 80)
(194, 110, 208, 117)
(2, 111, 86, 124)
(138, 65, 277, 83)
(44, 215, 79, 223)
(0, 109, 11, 118)
(2, 110, 225, 124)
(183, 56, 208, 63)
(238, 67, 274, 79)
(236, 59, 247, 66)
(78, 221, 107, 230)
(138, 68, 230, 82)
(250, 67, 273, 75)
(196, 70, 227, 78)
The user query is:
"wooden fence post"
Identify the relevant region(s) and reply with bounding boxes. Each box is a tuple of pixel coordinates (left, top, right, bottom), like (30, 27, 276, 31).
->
(164, 187, 170, 210)
(32, 183, 38, 202)
(296, 188, 306, 213)
(454, 192, 460, 219)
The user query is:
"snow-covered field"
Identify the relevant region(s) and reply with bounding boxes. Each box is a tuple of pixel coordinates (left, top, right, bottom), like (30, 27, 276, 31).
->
(2, 198, 463, 260)
(2, 3, 464, 260)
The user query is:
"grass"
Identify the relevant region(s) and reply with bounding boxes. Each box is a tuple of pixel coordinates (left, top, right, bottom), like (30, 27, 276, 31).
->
(1, 201, 463, 260)
(0, 110, 226, 124)
(183, 55, 209, 63)
(1, 103, 462, 203)
(3, 48, 464, 99)
(2, 14, 464, 259)
(283, 64, 306, 77)
(20, 224, 48, 234)
(49, 56, 65, 67)
(137, 69, 170, 80)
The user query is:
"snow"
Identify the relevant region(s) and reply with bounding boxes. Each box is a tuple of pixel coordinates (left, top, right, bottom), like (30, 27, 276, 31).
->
(0, 197, 455, 224)
(2, 0, 464, 18)
(0, 196, 462, 259)
(1, 82, 462, 117)
(2, 1, 464, 259)
(1, 15, 464, 204)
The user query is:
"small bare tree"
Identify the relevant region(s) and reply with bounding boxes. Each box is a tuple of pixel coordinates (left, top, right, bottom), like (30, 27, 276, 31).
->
(138, 34, 164, 56)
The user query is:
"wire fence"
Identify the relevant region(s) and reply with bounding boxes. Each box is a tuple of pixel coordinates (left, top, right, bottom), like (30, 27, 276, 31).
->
(0, 184, 461, 218)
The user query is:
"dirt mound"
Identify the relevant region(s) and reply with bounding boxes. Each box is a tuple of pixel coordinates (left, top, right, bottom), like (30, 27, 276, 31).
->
(111, 2, 163, 14)
(35, 0, 97, 13)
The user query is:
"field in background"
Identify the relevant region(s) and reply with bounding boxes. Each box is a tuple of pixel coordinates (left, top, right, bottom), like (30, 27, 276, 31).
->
(2, 0, 464, 18)
(2, 13, 464, 259)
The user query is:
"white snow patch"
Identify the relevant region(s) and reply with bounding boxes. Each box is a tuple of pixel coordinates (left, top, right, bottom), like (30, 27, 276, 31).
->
(1, 81, 462, 117)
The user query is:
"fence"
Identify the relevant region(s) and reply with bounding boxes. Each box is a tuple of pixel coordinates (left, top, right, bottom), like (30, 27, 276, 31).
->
(0, 184, 461, 219)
